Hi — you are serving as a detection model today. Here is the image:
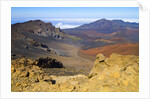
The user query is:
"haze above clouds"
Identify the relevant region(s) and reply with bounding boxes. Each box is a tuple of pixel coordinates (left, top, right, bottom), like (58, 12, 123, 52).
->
(11, 7, 139, 29)
(42, 18, 139, 29)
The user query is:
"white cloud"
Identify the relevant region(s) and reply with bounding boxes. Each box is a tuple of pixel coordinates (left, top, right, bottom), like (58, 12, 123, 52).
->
(42, 17, 139, 24)
(55, 22, 80, 29)
(12, 17, 139, 25)
(121, 19, 139, 23)
(42, 18, 99, 24)
(46, 18, 139, 29)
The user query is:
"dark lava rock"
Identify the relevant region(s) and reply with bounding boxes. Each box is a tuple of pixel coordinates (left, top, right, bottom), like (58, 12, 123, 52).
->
(35, 57, 63, 68)
(41, 43, 48, 48)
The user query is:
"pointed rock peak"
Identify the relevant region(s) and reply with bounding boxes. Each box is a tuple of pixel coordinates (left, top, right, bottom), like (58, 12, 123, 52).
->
(95, 18, 109, 23)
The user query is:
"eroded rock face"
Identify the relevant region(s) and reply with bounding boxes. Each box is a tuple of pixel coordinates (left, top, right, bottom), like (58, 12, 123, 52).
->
(11, 57, 52, 92)
(85, 53, 139, 92)
(11, 53, 139, 92)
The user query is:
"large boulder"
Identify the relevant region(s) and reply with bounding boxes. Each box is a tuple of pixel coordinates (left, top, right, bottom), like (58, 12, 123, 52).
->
(82, 53, 139, 92)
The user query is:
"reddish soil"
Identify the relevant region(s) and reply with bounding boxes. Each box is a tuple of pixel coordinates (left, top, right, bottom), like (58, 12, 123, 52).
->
(79, 43, 139, 57)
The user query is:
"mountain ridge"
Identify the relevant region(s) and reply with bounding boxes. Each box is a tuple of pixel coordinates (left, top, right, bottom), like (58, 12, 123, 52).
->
(75, 19, 138, 32)
(11, 20, 77, 59)
(63, 19, 139, 48)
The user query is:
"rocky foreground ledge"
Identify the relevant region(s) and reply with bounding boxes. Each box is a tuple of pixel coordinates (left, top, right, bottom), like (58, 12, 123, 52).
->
(11, 53, 139, 92)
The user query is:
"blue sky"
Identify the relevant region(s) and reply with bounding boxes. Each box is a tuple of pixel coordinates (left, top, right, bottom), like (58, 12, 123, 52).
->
(11, 7, 139, 29)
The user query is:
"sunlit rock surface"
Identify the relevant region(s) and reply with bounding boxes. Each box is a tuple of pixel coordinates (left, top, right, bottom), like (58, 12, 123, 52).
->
(11, 53, 139, 92)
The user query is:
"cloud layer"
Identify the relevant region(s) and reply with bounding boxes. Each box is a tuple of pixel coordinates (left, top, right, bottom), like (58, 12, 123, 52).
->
(11, 17, 139, 29)
(55, 23, 80, 29)
(42, 18, 139, 23)
(48, 18, 139, 29)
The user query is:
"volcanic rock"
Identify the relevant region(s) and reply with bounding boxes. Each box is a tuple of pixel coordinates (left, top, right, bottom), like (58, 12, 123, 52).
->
(34, 57, 63, 68)
(11, 53, 139, 92)
(85, 53, 139, 92)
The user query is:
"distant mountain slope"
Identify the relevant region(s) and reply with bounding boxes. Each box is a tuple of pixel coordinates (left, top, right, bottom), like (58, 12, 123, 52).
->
(63, 19, 139, 43)
(11, 20, 77, 59)
(12, 20, 67, 40)
(75, 19, 138, 33)
(79, 43, 139, 57)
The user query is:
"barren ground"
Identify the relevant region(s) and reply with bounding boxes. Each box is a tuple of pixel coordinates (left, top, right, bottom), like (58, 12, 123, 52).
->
(48, 43, 94, 74)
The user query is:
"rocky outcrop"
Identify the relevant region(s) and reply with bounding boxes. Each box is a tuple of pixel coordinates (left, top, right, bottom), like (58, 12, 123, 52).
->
(11, 57, 53, 92)
(12, 20, 66, 40)
(34, 57, 63, 68)
(26, 38, 57, 54)
(11, 53, 139, 92)
(11, 57, 87, 92)
(85, 53, 139, 92)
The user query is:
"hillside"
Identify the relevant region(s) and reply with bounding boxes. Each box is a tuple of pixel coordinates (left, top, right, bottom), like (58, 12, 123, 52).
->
(79, 43, 139, 58)
(11, 20, 80, 59)
(76, 19, 138, 33)
(11, 19, 139, 59)
(11, 19, 139, 74)
(63, 19, 139, 44)
(11, 19, 139, 92)
(11, 20, 94, 74)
